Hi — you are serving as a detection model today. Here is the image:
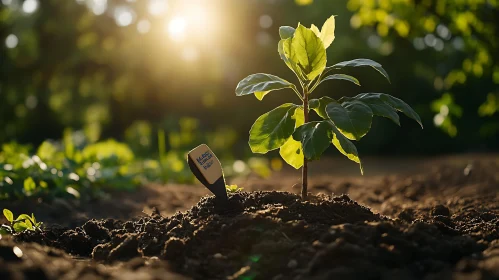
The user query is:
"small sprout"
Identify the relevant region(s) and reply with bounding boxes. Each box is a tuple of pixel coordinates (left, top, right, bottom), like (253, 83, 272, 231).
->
(3, 209, 14, 223)
(1, 208, 42, 234)
(226, 184, 243, 193)
(235, 15, 422, 200)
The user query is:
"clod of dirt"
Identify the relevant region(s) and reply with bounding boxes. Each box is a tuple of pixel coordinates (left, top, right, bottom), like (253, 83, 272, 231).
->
(431, 204, 451, 217)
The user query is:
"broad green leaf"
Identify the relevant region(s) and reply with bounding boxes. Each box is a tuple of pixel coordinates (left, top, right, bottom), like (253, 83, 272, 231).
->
(279, 26, 295, 39)
(293, 121, 333, 160)
(249, 103, 300, 153)
(321, 74, 360, 86)
(13, 222, 28, 232)
(279, 39, 306, 81)
(327, 59, 390, 83)
(280, 108, 305, 169)
(379, 94, 423, 128)
(235, 73, 296, 100)
(318, 15, 336, 48)
(3, 209, 13, 223)
(342, 93, 400, 125)
(310, 96, 337, 119)
(329, 123, 363, 174)
(24, 177, 36, 194)
(326, 101, 373, 140)
(283, 24, 327, 81)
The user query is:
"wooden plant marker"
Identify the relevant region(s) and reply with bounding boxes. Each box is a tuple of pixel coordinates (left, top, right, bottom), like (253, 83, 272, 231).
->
(187, 144, 228, 202)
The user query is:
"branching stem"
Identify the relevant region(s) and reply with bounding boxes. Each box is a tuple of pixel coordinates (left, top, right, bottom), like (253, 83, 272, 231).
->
(292, 87, 304, 101)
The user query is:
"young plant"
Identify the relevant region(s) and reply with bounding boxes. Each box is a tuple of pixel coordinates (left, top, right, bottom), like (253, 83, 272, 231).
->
(226, 184, 243, 193)
(235, 16, 422, 200)
(1, 208, 43, 234)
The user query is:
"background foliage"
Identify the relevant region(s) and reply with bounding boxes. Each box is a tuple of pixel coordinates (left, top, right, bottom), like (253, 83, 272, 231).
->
(1, 0, 498, 167)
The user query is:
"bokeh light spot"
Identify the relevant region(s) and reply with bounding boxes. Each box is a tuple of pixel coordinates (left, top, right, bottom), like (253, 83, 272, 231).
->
(148, 0, 168, 16)
(167, 16, 187, 42)
(259, 15, 273, 29)
(114, 6, 135, 27)
(256, 31, 271, 46)
(22, 0, 38, 14)
(26, 95, 38, 109)
(5, 34, 18, 49)
(182, 46, 199, 62)
(88, 0, 107, 16)
(137, 19, 151, 34)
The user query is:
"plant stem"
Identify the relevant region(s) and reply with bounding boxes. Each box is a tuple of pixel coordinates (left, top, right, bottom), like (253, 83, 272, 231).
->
(302, 88, 309, 200)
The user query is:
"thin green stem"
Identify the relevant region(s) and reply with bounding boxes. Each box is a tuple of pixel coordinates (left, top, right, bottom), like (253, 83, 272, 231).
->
(292, 86, 304, 101)
(308, 75, 323, 93)
(301, 87, 309, 201)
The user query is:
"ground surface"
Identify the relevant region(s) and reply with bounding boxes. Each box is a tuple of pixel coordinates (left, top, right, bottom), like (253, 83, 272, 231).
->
(0, 154, 498, 280)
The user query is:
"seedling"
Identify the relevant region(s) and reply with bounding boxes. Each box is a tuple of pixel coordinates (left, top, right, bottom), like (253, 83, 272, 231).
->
(1, 208, 43, 234)
(235, 15, 422, 200)
(226, 184, 243, 193)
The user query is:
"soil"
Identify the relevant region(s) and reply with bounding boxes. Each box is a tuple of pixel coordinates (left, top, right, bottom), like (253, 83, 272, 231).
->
(1, 155, 498, 280)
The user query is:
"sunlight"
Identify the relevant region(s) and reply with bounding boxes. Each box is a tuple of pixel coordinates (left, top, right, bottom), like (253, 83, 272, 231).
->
(165, 2, 216, 43)
(148, 0, 168, 16)
(167, 16, 187, 41)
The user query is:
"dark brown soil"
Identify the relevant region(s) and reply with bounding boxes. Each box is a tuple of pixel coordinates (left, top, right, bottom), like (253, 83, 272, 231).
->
(1, 155, 499, 280)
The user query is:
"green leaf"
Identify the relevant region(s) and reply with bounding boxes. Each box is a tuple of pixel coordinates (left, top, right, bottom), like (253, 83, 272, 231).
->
(15, 214, 32, 223)
(321, 74, 360, 86)
(326, 101, 373, 140)
(293, 121, 333, 160)
(310, 96, 337, 119)
(310, 24, 320, 37)
(235, 73, 296, 100)
(279, 39, 306, 81)
(379, 94, 423, 128)
(13, 222, 28, 233)
(23, 177, 36, 194)
(279, 108, 304, 169)
(317, 15, 336, 48)
(341, 93, 400, 126)
(3, 209, 13, 223)
(0, 225, 12, 234)
(249, 104, 300, 153)
(31, 214, 36, 225)
(309, 99, 320, 110)
(327, 59, 390, 83)
(24, 219, 34, 231)
(329, 123, 363, 174)
(279, 26, 295, 39)
(283, 24, 327, 81)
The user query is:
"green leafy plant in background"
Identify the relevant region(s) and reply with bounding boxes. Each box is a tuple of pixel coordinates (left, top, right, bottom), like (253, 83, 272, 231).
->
(0, 131, 139, 200)
(346, 0, 499, 137)
(236, 15, 422, 200)
(1, 209, 42, 234)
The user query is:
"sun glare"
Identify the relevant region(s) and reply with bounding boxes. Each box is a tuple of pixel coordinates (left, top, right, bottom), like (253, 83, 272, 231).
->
(164, 2, 216, 43)
(167, 16, 187, 41)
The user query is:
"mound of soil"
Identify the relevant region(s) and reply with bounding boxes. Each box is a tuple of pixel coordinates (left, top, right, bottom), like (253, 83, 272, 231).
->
(13, 190, 498, 279)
